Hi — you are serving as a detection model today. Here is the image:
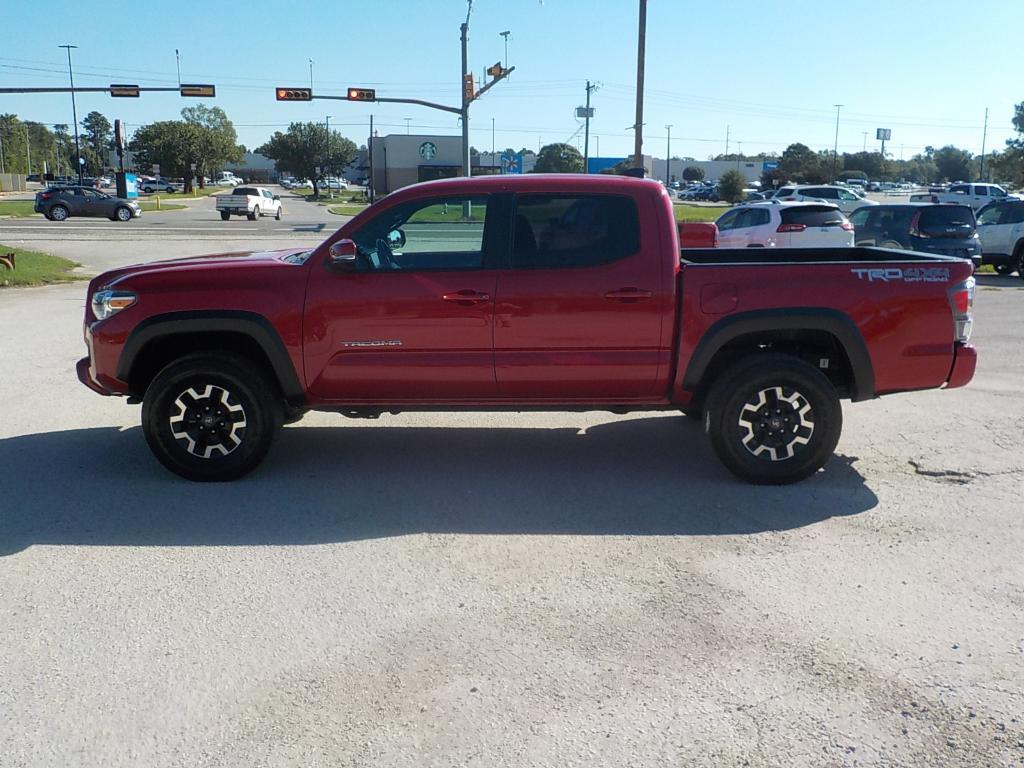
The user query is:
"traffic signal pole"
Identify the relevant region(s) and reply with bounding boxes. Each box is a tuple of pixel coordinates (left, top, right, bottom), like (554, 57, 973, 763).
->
(461, 15, 471, 178)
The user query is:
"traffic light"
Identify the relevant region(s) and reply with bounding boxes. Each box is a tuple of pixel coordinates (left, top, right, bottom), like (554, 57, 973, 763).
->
(346, 87, 376, 101)
(109, 84, 140, 97)
(486, 62, 504, 77)
(180, 84, 216, 97)
(463, 74, 476, 103)
(276, 87, 313, 101)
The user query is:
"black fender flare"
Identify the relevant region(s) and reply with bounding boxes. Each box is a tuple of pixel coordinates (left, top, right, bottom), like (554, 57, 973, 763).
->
(681, 308, 875, 402)
(117, 310, 305, 401)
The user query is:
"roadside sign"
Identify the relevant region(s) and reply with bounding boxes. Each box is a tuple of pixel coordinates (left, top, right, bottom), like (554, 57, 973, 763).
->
(346, 87, 376, 101)
(876, 128, 892, 141)
(109, 84, 140, 98)
(152, 164, 160, 174)
(501, 151, 524, 174)
(276, 87, 313, 101)
(315, 167, 321, 174)
(180, 84, 216, 98)
(190, 163, 197, 171)
(762, 160, 779, 171)
(575, 107, 594, 118)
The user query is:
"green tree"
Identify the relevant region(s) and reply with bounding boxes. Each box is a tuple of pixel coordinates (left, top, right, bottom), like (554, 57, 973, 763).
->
(779, 142, 823, 183)
(257, 122, 357, 197)
(719, 169, 746, 203)
(997, 102, 1024, 187)
(181, 105, 244, 188)
(932, 145, 974, 182)
(840, 151, 885, 180)
(682, 165, 704, 182)
(0, 114, 29, 174)
(532, 142, 584, 173)
(80, 111, 112, 169)
(130, 120, 203, 190)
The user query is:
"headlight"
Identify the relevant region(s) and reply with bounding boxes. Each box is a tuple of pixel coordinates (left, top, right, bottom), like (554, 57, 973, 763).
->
(91, 289, 136, 321)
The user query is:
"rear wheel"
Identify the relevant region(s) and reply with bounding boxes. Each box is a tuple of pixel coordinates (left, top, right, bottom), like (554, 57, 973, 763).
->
(50, 204, 69, 221)
(220, 211, 230, 221)
(141, 353, 282, 481)
(1014, 242, 1024, 281)
(248, 206, 260, 221)
(994, 263, 1014, 276)
(704, 353, 842, 485)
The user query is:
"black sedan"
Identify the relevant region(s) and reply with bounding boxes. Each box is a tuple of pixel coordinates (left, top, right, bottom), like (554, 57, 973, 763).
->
(34, 187, 141, 222)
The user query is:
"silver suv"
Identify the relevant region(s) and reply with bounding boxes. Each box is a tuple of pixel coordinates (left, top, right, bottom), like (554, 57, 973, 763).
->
(773, 184, 877, 214)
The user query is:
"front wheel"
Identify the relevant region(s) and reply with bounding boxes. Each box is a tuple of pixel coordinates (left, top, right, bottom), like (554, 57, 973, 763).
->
(704, 354, 842, 485)
(275, 206, 282, 220)
(115, 206, 132, 222)
(220, 211, 230, 221)
(141, 353, 282, 481)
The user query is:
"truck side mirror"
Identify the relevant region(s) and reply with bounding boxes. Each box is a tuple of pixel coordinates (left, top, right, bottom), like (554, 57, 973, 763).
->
(328, 239, 358, 271)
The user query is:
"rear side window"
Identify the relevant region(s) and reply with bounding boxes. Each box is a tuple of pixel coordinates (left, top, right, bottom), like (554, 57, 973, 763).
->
(776, 187, 795, 197)
(735, 208, 770, 228)
(1002, 204, 1024, 225)
(512, 195, 640, 268)
(780, 206, 845, 227)
(974, 186, 989, 196)
(803, 187, 837, 199)
(949, 185, 969, 195)
(234, 187, 257, 196)
(918, 206, 975, 232)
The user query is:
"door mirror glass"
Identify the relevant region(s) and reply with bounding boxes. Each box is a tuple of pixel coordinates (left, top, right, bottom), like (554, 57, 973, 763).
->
(328, 239, 358, 270)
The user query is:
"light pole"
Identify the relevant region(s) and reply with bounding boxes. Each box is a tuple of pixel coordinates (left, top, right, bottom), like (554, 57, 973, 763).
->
(175, 49, 181, 87)
(461, 0, 473, 178)
(632, 0, 647, 170)
(862, 131, 867, 152)
(404, 117, 411, 134)
(491, 117, 495, 172)
(832, 104, 843, 182)
(309, 58, 314, 92)
(24, 123, 31, 175)
(500, 30, 511, 66)
(325, 115, 333, 196)
(664, 124, 672, 184)
(59, 44, 82, 185)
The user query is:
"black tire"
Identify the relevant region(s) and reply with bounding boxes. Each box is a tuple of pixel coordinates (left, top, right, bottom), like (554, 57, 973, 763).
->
(994, 263, 1013, 276)
(220, 211, 230, 221)
(141, 353, 282, 481)
(115, 206, 132, 222)
(1014, 242, 1024, 281)
(50, 204, 69, 221)
(680, 406, 703, 422)
(248, 206, 260, 221)
(275, 206, 282, 220)
(878, 239, 903, 250)
(704, 353, 842, 485)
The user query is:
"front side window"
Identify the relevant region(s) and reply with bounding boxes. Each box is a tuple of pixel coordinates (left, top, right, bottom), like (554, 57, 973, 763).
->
(511, 195, 639, 268)
(715, 209, 741, 231)
(838, 189, 859, 201)
(848, 208, 872, 228)
(991, 186, 1007, 198)
(977, 205, 1004, 226)
(350, 196, 488, 271)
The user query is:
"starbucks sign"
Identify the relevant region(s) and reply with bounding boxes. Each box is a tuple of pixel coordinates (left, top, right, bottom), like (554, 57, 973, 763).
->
(419, 141, 438, 161)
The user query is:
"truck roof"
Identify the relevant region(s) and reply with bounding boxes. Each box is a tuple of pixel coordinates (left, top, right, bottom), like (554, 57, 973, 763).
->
(384, 173, 666, 198)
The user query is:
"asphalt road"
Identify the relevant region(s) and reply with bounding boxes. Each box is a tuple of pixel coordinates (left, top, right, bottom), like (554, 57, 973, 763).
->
(1, 232, 1023, 765)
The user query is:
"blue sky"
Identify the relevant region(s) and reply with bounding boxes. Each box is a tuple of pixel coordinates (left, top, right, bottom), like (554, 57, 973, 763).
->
(3, 0, 1021, 161)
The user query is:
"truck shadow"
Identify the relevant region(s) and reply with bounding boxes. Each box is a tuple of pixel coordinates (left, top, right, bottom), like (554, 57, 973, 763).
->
(0, 417, 878, 556)
(974, 273, 1024, 289)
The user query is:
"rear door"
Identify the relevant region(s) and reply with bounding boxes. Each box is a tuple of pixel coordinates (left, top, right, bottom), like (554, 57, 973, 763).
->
(493, 192, 668, 399)
(303, 193, 501, 401)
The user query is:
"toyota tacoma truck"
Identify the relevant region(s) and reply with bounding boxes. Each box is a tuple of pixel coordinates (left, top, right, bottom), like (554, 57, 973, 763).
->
(215, 186, 283, 221)
(78, 175, 977, 484)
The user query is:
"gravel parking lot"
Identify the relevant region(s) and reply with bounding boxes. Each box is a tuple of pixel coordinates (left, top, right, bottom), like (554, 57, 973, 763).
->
(1, 224, 1022, 766)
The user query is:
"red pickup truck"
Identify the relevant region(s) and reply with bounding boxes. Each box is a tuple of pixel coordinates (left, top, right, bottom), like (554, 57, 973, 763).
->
(78, 175, 977, 484)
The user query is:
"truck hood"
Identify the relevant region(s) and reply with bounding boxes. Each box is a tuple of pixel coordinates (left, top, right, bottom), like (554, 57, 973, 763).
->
(92, 247, 314, 290)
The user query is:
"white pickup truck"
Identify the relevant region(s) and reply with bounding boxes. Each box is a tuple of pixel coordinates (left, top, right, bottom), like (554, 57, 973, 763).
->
(215, 186, 283, 221)
(933, 183, 1019, 211)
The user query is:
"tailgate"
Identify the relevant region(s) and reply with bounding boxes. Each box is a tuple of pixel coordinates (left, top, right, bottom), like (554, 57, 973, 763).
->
(216, 196, 248, 207)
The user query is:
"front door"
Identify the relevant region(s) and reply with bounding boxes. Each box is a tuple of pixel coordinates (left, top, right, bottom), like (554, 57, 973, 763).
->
(304, 194, 500, 402)
(493, 193, 668, 400)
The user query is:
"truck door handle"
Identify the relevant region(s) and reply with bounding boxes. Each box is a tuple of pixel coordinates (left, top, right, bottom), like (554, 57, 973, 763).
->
(442, 290, 490, 304)
(604, 288, 653, 301)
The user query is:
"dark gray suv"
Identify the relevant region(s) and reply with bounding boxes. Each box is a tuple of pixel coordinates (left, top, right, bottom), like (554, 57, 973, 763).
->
(34, 186, 141, 222)
(848, 203, 980, 267)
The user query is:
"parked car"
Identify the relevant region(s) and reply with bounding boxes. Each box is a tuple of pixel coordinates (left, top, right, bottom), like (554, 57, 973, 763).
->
(140, 179, 178, 194)
(848, 203, 980, 267)
(976, 199, 1024, 276)
(97, 176, 113, 188)
(26, 174, 42, 183)
(34, 186, 141, 222)
(933, 183, 1019, 211)
(773, 184, 877, 214)
(714, 201, 854, 248)
(215, 186, 283, 221)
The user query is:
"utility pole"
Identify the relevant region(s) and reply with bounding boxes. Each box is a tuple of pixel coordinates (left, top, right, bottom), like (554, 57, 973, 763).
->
(491, 117, 495, 172)
(460, 1, 473, 177)
(583, 80, 596, 173)
(308, 59, 314, 91)
(979, 107, 989, 181)
(832, 104, 843, 182)
(59, 44, 82, 185)
(632, 0, 647, 170)
(725, 124, 730, 157)
(24, 123, 31, 175)
(324, 115, 333, 197)
(500, 30, 511, 67)
(368, 113, 374, 203)
(175, 49, 182, 87)
(862, 131, 868, 152)
(664, 124, 672, 183)
(0, 133, 5, 174)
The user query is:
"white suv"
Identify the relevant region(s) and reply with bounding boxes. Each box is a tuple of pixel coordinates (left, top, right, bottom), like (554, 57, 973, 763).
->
(714, 201, 855, 249)
(773, 184, 877, 214)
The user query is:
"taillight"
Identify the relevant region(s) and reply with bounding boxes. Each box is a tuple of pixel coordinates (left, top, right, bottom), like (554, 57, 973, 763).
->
(841, 220, 854, 231)
(777, 223, 806, 233)
(948, 276, 975, 343)
(40, 192, 52, 200)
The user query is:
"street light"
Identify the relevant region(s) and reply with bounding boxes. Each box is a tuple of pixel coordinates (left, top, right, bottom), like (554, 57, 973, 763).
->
(58, 44, 83, 185)
(404, 117, 411, 134)
(500, 30, 511, 66)
(832, 104, 843, 182)
(664, 124, 672, 184)
(309, 58, 314, 92)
